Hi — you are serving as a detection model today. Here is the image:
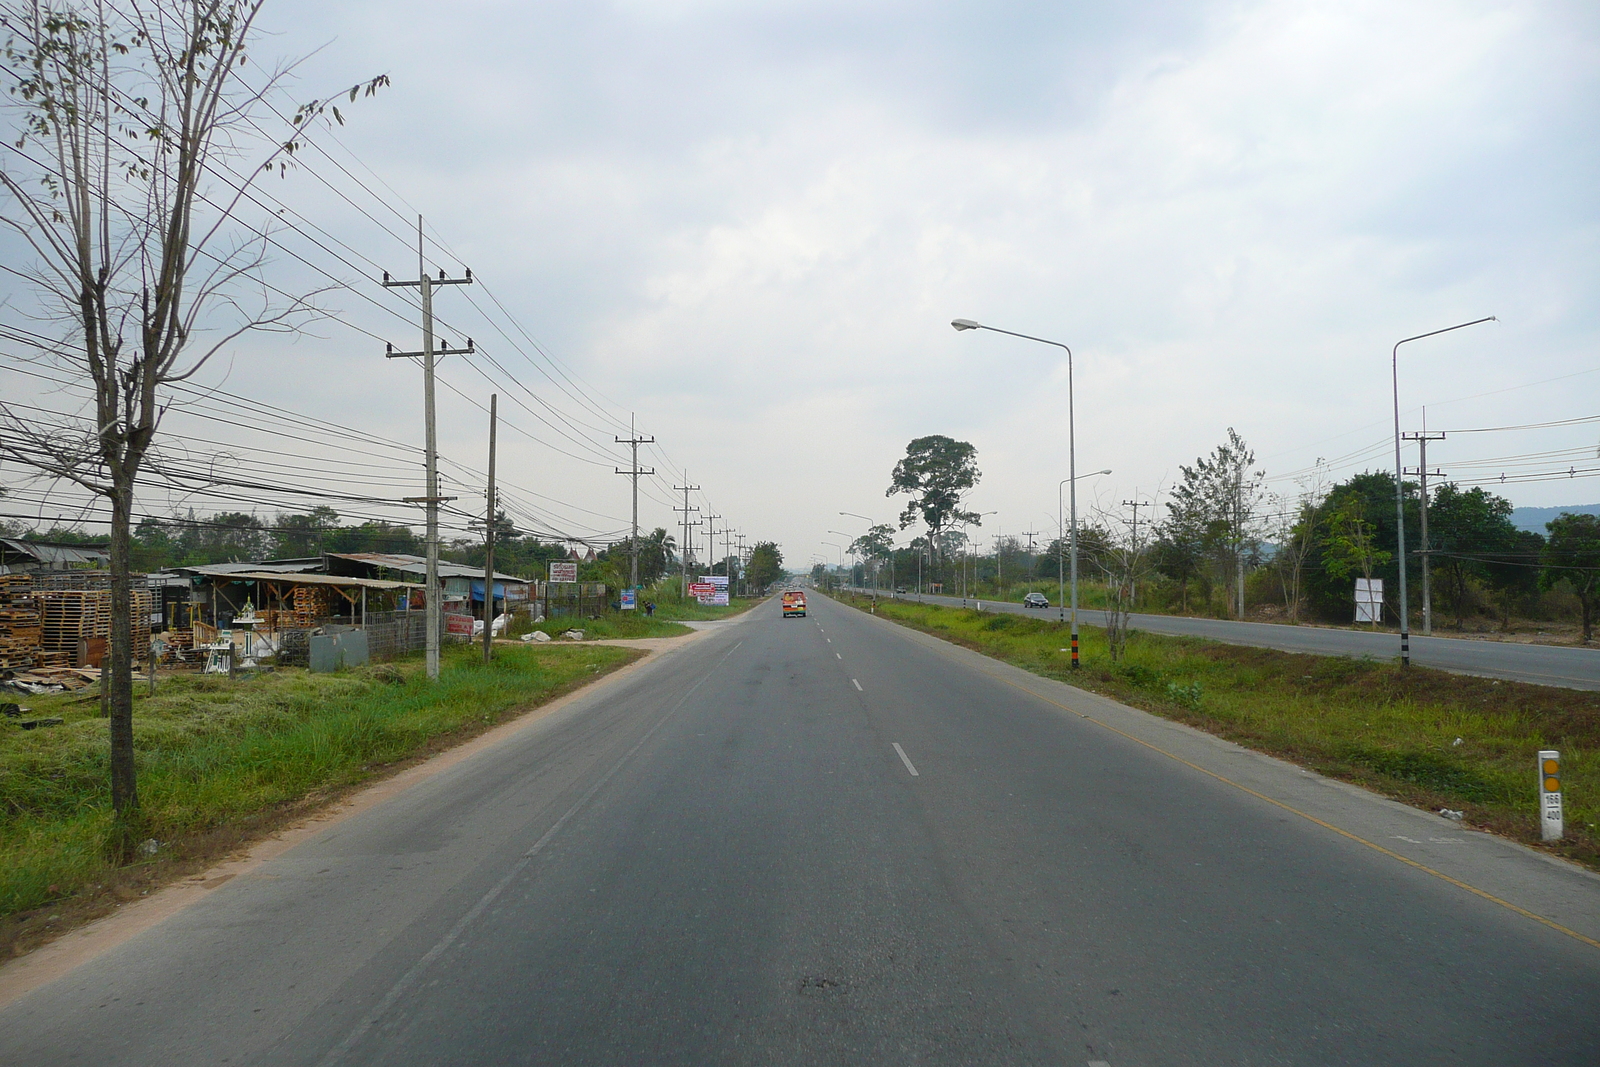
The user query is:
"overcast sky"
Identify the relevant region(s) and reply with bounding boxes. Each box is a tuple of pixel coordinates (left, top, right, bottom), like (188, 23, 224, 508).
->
(4, 0, 1598, 568)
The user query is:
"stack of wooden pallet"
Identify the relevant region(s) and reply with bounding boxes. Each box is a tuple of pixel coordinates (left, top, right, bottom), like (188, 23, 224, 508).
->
(34, 585, 155, 667)
(37, 588, 107, 663)
(291, 584, 331, 627)
(0, 574, 41, 670)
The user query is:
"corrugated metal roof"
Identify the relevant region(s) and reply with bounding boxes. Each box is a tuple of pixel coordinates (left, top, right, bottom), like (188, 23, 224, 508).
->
(327, 552, 526, 583)
(177, 559, 323, 576)
(0, 538, 110, 567)
(193, 570, 421, 591)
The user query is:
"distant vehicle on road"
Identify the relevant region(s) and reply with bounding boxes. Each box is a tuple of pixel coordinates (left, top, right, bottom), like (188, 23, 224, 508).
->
(895, 587, 907, 594)
(1022, 592, 1049, 608)
(782, 591, 807, 618)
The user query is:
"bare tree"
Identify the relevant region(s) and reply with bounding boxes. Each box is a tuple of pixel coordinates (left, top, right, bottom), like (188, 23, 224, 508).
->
(1090, 501, 1153, 662)
(0, 0, 384, 820)
(1271, 459, 1328, 623)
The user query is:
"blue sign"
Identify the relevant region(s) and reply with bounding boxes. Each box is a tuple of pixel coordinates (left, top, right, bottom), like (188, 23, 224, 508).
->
(620, 588, 637, 611)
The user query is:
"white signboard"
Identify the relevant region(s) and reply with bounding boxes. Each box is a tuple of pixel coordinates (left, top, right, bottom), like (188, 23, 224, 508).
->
(1354, 578, 1383, 624)
(697, 574, 730, 606)
(549, 561, 578, 583)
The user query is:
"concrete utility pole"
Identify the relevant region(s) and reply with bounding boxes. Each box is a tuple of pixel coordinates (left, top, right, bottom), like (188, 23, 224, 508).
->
(384, 216, 473, 681)
(482, 394, 497, 665)
(673, 478, 701, 598)
(1122, 499, 1150, 607)
(1404, 427, 1446, 636)
(704, 514, 721, 582)
(614, 416, 655, 593)
(1392, 316, 1493, 667)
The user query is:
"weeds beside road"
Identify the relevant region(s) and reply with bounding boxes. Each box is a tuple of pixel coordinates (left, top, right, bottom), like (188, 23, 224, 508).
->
(513, 594, 759, 642)
(838, 595, 1599, 872)
(0, 643, 641, 957)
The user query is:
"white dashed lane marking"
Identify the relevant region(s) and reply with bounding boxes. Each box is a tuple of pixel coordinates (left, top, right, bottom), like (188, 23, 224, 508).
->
(892, 743, 919, 777)
(852, 679, 862, 691)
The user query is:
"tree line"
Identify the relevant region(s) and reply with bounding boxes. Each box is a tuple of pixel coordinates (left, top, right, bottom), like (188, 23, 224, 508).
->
(851, 432, 1600, 643)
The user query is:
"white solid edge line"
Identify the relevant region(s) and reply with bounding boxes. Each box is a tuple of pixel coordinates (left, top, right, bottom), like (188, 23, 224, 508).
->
(852, 678, 862, 691)
(892, 742, 920, 777)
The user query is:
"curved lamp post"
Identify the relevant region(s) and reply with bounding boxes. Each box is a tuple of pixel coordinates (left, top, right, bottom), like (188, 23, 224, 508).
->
(839, 511, 878, 593)
(828, 530, 859, 590)
(955, 318, 1088, 666)
(1391, 317, 1494, 666)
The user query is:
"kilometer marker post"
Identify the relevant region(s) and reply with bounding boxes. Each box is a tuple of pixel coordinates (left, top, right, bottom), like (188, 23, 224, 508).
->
(1540, 750, 1564, 842)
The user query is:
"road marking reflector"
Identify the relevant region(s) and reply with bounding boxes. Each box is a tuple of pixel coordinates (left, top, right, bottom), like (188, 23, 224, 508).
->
(852, 678, 862, 691)
(893, 743, 919, 777)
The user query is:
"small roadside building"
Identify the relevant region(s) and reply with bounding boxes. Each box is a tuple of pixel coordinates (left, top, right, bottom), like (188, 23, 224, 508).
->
(324, 553, 529, 620)
(0, 538, 110, 574)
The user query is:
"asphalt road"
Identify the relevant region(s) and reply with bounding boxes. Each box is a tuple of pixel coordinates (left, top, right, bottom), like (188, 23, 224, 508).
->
(878, 588, 1600, 690)
(3, 595, 1598, 1065)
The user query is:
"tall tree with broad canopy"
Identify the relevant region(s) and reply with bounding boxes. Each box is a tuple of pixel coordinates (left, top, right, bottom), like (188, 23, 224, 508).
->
(1543, 512, 1600, 643)
(887, 435, 981, 570)
(745, 541, 784, 592)
(1428, 483, 1521, 629)
(0, 0, 386, 819)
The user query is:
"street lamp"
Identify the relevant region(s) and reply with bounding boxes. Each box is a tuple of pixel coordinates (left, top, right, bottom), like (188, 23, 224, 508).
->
(1059, 469, 1112, 628)
(956, 510, 996, 606)
(1391, 317, 1494, 667)
(839, 512, 881, 591)
(821, 541, 844, 589)
(956, 317, 1087, 666)
(828, 531, 859, 591)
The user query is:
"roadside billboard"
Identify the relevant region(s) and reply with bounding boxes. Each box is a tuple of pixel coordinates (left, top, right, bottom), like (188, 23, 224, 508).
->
(549, 561, 578, 583)
(697, 574, 730, 607)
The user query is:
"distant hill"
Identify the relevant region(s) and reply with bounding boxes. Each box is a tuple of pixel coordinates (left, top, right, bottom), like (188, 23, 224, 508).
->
(1510, 503, 1600, 534)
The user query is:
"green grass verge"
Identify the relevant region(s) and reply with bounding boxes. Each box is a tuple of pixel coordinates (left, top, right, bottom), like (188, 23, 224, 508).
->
(0, 643, 640, 936)
(517, 614, 695, 640)
(838, 595, 1600, 870)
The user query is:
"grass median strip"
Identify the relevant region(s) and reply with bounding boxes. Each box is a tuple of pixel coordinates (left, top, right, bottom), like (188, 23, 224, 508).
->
(837, 594, 1599, 871)
(0, 642, 641, 957)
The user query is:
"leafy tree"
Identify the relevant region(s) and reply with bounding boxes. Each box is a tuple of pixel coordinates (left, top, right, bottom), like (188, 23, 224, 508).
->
(273, 506, 341, 557)
(1298, 471, 1417, 622)
(1485, 528, 1545, 631)
(746, 541, 785, 592)
(887, 435, 981, 568)
(325, 521, 422, 556)
(1319, 495, 1391, 624)
(1429, 484, 1519, 629)
(1543, 513, 1600, 643)
(1166, 428, 1264, 617)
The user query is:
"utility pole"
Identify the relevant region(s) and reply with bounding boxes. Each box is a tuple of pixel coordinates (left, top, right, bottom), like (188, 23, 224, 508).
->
(1404, 428, 1447, 636)
(704, 514, 721, 583)
(737, 533, 747, 596)
(1122, 499, 1150, 606)
(614, 415, 655, 594)
(673, 478, 700, 598)
(384, 216, 472, 681)
(482, 395, 497, 665)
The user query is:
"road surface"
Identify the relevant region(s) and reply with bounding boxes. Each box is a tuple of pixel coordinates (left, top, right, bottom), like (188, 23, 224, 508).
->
(3, 595, 1597, 1065)
(875, 588, 1600, 690)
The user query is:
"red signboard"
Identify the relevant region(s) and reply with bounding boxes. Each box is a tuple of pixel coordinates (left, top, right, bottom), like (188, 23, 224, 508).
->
(688, 583, 716, 596)
(445, 613, 474, 636)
